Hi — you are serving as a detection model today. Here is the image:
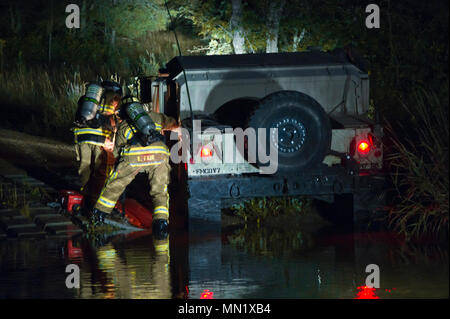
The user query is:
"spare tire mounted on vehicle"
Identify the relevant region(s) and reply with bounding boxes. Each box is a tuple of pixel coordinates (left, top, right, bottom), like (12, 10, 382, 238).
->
(247, 90, 332, 174)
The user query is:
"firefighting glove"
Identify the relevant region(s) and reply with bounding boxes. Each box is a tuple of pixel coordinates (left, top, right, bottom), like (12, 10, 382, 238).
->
(144, 130, 165, 145)
(97, 114, 114, 131)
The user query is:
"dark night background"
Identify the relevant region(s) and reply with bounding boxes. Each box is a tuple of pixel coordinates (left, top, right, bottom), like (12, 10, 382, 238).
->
(0, 0, 448, 239)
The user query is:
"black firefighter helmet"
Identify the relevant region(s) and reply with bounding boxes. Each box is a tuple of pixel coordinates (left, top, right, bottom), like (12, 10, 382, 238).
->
(101, 80, 123, 96)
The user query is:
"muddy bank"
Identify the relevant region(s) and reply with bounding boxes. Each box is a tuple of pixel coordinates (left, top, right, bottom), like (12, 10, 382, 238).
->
(0, 128, 75, 168)
(0, 128, 78, 189)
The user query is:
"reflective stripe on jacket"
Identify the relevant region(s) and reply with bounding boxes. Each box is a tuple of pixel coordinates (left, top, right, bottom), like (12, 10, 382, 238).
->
(114, 111, 176, 165)
(121, 143, 170, 166)
(99, 103, 116, 115)
(123, 123, 162, 141)
(74, 127, 111, 145)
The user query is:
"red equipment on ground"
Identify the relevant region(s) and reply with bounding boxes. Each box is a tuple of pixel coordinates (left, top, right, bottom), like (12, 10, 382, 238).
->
(59, 190, 84, 213)
(58, 190, 153, 229)
(114, 198, 153, 229)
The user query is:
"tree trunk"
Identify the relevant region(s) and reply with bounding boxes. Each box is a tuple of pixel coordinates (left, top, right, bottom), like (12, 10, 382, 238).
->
(266, 0, 285, 53)
(292, 28, 305, 51)
(230, 0, 246, 54)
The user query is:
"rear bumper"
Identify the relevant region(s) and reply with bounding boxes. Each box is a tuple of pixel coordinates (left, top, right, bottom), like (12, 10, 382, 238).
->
(187, 165, 385, 202)
(182, 162, 386, 222)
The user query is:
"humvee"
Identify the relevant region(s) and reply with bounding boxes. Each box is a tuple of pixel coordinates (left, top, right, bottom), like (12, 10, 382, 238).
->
(139, 48, 385, 226)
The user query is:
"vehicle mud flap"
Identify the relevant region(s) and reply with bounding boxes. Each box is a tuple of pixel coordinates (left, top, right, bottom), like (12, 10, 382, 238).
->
(187, 197, 222, 225)
(353, 187, 387, 230)
(185, 176, 223, 224)
(319, 193, 354, 229)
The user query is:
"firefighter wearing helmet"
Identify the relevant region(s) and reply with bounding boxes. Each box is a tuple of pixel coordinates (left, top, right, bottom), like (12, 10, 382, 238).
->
(73, 80, 122, 208)
(91, 95, 180, 238)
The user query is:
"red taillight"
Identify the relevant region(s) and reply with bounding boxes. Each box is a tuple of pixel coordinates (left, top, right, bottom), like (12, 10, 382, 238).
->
(357, 141, 370, 155)
(200, 146, 213, 158)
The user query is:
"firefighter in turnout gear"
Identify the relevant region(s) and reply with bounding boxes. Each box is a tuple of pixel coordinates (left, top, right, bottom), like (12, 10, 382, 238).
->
(92, 96, 179, 238)
(73, 81, 122, 208)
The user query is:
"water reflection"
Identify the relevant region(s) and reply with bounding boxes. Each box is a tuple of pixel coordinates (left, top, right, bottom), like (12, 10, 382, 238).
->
(225, 224, 317, 257)
(74, 232, 180, 299)
(187, 224, 448, 299)
(354, 285, 379, 299)
(0, 223, 448, 299)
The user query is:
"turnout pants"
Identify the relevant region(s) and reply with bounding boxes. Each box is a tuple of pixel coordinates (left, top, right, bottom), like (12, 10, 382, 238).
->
(75, 143, 111, 207)
(94, 146, 171, 221)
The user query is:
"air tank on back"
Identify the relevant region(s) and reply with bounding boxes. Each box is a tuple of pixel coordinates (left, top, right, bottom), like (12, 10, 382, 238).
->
(79, 82, 104, 122)
(124, 101, 155, 135)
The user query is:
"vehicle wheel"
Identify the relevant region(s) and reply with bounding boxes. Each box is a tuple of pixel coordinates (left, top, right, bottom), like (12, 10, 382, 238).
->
(247, 91, 331, 174)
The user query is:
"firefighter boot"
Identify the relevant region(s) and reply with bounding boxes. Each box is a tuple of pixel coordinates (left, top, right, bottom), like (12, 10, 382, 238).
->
(90, 208, 107, 226)
(110, 208, 134, 228)
(152, 219, 169, 240)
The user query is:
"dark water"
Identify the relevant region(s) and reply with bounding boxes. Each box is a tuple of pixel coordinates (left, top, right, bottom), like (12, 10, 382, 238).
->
(0, 221, 448, 299)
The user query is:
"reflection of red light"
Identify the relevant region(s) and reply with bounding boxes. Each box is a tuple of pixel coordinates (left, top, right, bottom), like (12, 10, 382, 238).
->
(200, 289, 214, 299)
(355, 286, 379, 299)
(385, 288, 396, 293)
(67, 239, 83, 260)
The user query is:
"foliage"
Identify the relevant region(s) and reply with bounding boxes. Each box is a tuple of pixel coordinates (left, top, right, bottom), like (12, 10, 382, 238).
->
(92, 0, 168, 39)
(0, 28, 200, 141)
(173, 0, 449, 112)
(0, 66, 83, 141)
(0, 179, 43, 210)
(0, 0, 192, 73)
(204, 37, 233, 55)
(173, 0, 373, 54)
(227, 224, 314, 258)
(173, 0, 231, 54)
(386, 88, 449, 240)
(0, 182, 20, 209)
(230, 196, 311, 224)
